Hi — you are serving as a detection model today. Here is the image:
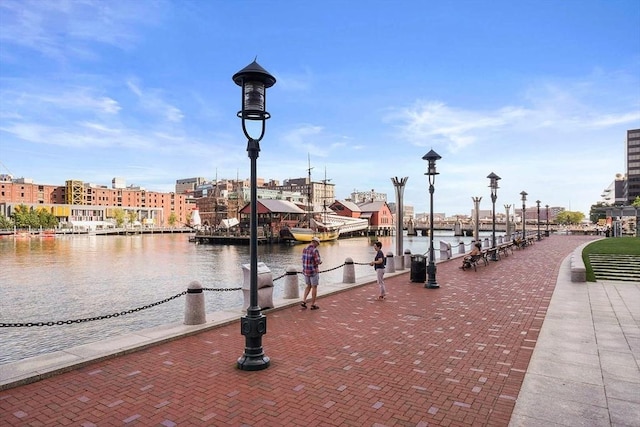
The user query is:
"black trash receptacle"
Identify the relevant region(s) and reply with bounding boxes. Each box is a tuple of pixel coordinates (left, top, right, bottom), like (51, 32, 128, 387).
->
(410, 255, 426, 283)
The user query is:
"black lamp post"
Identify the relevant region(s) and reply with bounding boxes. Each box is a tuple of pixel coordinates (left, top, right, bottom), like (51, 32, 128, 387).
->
(487, 172, 501, 261)
(423, 149, 441, 289)
(545, 204, 550, 236)
(520, 191, 527, 239)
(536, 200, 541, 241)
(233, 60, 276, 371)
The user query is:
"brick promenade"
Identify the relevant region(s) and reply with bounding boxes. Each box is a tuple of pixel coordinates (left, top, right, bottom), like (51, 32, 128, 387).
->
(1, 235, 598, 426)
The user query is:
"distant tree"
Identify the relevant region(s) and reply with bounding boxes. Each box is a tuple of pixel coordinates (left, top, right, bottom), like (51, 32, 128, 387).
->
(35, 207, 58, 228)
(0, 214, 13, 229)
(633, 196, 640, 207)
(556, 210, 585, 225)
(168, 212, 177, 227)
(113, 208, 125, 227)
(127, 210, 137, 226)
(589, 202, 608, 223)
(9, 204, 58, 229)
(12, 204, 38, 228)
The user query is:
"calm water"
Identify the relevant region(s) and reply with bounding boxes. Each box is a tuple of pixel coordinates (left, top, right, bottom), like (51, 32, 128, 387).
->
(0, 231, 493, 365)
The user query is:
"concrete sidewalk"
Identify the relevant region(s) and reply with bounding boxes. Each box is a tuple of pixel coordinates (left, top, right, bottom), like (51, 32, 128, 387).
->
(509, 242, 640, 426)
(1, 235, 638, 426)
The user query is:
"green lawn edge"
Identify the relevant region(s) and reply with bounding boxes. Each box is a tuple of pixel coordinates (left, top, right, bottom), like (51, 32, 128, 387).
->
(582, 237, 640, 282)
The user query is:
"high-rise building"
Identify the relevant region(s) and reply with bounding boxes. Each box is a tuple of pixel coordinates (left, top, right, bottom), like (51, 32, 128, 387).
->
(601, 173, 627, 206)
(626, 129, 640, 204)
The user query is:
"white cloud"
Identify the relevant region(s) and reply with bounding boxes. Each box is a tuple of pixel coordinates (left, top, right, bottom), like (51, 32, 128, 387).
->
(0, 0, 166, 60)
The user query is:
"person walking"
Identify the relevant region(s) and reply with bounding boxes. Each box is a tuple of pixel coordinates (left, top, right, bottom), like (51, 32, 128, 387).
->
(301, 236, 322, 310)
(370, 241, 386, 300)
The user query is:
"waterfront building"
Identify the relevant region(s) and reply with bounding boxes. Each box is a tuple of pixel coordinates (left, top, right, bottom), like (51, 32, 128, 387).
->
(626, 128, 640, 204)
(387, 202, 415, 227)
(175, 177, 207, 196)
(0, 176, 189, 227)
(266, 177, 334, 210)
(350, 189, 387, 203)
(357, 200, 394, 235)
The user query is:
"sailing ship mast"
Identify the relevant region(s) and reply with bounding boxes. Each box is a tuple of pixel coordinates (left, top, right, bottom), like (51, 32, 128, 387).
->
(306, 154, 314, 229)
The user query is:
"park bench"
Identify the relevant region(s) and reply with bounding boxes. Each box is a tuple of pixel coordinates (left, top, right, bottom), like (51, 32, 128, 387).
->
(484, 247, 500, 261)
(498, 242, 513, 258)
(461, 253, 488, 271)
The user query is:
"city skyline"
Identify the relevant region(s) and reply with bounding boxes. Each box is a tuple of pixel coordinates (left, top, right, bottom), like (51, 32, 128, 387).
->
(1, 1, 639, 217)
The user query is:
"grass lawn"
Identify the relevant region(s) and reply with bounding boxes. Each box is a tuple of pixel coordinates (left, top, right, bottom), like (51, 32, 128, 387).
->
(582, 237, 640, 281)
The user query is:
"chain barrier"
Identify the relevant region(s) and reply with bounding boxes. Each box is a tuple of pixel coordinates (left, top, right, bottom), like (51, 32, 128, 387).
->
(2, 261, 368, 327)
(1, 287, 242, 328)
(272, 262, 353, 282)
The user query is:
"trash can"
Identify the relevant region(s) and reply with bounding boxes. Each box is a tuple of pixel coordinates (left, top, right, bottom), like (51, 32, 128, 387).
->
(410, 255, 426, 283)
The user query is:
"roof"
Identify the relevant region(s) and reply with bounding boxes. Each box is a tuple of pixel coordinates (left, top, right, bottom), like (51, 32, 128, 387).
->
(258, 199, 306, 214)
(357, 201, 387, 212)
(334, 200, 361, 212)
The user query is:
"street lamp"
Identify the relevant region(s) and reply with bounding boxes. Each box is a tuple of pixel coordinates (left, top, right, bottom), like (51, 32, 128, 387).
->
(520, 191, 527, 239)
(233, 59, 276, 371)
(423, 149, 441, 289)
(536, 200, 541, 241)
(487, 172, 501, 261)
(545, 204, 550, 236)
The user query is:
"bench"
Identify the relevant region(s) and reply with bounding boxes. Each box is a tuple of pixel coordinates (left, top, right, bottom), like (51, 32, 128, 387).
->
(498, 242, 513, 258)
(461, 253, 488, 271)
(484, 247, 500, 261)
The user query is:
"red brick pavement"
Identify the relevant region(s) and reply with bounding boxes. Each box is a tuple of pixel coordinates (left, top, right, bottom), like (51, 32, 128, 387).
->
(1, 235, 598, 426)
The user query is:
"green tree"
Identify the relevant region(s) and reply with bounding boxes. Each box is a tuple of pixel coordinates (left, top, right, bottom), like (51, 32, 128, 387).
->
(168, 212, 177, 227)
(589, 202, 608, 223)
(127, 210, 138, 226)
(113, 208, 125, 227)
(555, 210, 585, 225)
(12, 204, 38, 228)
(632, 196, 640, 207)
(0, 214, 14, 229)
(35, 207, 58, 228)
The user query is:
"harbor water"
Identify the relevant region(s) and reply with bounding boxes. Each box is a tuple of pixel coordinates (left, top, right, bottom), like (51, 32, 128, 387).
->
(0, 231, 498, 365)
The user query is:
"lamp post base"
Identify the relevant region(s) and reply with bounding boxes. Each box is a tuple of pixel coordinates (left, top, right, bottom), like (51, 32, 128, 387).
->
(425, 263, 439, 289)
(237, 313, 270, 371)
(237, 354, 270, 371)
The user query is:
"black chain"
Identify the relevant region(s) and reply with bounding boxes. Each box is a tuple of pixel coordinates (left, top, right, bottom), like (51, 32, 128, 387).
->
(1, 262, 369, 327)
(1, 287, 242, 328)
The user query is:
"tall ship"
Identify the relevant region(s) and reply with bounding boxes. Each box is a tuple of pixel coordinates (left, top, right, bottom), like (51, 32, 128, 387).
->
(287, 159, 340, 243)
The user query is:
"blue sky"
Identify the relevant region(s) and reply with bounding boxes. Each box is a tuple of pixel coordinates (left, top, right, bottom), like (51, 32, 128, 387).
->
(1, 0, 639, 217)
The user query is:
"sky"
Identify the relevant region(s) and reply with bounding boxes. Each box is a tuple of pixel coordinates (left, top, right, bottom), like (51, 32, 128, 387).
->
(1, 0, 639, 218)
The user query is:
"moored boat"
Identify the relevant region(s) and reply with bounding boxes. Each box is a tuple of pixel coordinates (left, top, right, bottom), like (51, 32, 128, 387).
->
(288, 226, 340, 242)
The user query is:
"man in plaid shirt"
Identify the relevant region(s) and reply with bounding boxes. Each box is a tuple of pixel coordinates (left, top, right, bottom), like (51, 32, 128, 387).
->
(301, 236, 322, 310)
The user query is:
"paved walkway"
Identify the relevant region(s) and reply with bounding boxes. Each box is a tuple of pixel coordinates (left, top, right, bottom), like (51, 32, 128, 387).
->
(1, 235, 639, 426)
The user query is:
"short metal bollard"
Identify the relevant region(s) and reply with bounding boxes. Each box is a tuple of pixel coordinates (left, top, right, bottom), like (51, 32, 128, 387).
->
(457, 242, 466, 254)
(385, 252, 395, 273)
(343, 257, 355, 283)
(184, 280, 206, 325)
(283, 267, 299, 299)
